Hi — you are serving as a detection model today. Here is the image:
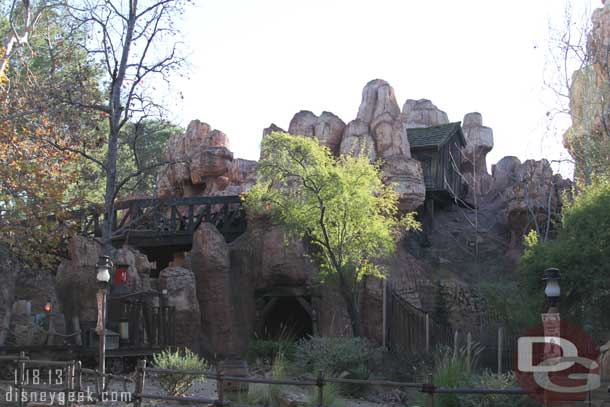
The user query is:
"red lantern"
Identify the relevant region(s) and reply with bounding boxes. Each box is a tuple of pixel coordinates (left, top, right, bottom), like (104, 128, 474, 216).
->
(114, 264, 129, 285)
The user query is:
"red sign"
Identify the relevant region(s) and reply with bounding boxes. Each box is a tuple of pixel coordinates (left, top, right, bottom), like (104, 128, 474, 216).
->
(114, 266, 129, 285)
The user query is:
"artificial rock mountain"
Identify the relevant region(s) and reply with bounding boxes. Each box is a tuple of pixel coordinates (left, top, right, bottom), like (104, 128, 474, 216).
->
(0, 79, 572, 357)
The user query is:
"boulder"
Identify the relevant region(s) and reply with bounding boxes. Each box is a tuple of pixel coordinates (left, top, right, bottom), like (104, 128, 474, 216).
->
(158, 267, 201, 350)
(461, 112, 494, 198)
(339, 119, 376, 161)
(402, 99, 449, 128)
(55, 236, 102, 323)
(381, 156, 426, 211)
(371, 112, 411, 158)
(288, 110, 346, 154)
(503, 159, 570, 244)
(190, 147, 234, 183)
(491, 156, 521, 192)
(191, 222, 240, 356)
(357, 79, 401, 124)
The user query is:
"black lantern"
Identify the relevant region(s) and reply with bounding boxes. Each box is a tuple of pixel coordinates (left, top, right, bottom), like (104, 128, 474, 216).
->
(96, 256, 113, 288)
(542, 267, 561, 307)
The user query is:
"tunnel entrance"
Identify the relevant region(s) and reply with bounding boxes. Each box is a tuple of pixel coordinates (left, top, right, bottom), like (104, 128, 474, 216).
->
(262, 297, 313, 340)
(256, 287, 317, 341)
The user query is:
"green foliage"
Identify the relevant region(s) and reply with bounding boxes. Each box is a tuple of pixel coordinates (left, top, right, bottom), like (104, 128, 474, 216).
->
(244, 132, 420, 334)
(458, 371, 539, 407)
(294, 336, 378, 377)
(520, 177, 610, 337)
(247, 338, 296, 364)
(426, 345, 480, 407)
(306, 381, 343, 407)
(269, 351, 288, 402)
(152, 348, 208, 397)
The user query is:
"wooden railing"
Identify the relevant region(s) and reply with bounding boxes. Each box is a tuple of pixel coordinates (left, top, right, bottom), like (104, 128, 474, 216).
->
(76, 195, 245, 246)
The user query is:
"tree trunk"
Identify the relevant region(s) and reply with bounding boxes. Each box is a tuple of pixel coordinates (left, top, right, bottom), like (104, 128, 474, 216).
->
(339, 284, 362, 337)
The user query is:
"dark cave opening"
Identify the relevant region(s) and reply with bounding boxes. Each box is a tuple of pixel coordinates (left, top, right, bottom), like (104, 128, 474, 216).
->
(262, 297, 313, 340)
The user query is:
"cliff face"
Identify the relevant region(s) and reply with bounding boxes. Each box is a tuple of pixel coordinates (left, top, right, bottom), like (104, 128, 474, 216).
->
(564, 2, 610, 183)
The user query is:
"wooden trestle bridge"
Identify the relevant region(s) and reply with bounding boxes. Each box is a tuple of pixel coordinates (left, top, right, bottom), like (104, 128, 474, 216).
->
(76, 195, 246, 248)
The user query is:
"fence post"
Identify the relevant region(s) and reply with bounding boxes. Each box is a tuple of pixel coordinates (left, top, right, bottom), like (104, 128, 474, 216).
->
(75, 360, 82, 394)
(134, 359, 146, 407)
(466, 332, 472, 372)
(316, 369, 325, 407)
(497, 326, 504, 374)
(217, 370, 224, 406)
(425, 373, 435, 407)
(425, 313, 430, 352)
(64, 363, 71, 407)
(17, 351, 25, 407)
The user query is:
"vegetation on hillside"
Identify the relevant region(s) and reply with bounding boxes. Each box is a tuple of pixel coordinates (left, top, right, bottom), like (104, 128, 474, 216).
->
(244, 132, 420, 336)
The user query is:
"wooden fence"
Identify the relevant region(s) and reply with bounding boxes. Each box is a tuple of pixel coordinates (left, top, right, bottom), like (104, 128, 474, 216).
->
(386, 286, 518, 373)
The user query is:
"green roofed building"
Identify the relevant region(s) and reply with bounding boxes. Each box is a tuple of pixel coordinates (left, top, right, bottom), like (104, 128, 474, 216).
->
(407, 122, 467, 203)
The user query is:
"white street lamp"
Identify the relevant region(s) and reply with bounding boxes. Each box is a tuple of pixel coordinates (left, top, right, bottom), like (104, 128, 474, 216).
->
(542, 267, 561, 309)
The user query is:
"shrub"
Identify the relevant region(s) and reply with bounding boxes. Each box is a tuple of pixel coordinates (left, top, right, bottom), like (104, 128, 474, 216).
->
(295, 336, 378, 375)
(152, 348, 208, 397)
(458, 371, 539, 407)
(295, 336, 381, 397)
(307, 381, 344, 407)
(247, 338, 296, 364)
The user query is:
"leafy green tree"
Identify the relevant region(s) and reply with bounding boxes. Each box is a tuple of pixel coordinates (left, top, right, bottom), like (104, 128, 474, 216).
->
(520, 177, 610, 338)
(244, 132, 420, 336)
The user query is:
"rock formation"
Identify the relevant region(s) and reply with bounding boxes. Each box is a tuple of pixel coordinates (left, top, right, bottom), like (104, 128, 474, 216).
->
(563, 2, 610, 182)
(288, 111, 346, 155)
(158, 267, 201, 350)
(156, 119, 257, 198)
(402, 99, 449, 128)
(288, 79, 426, 211)
(461, 112, 494, 199)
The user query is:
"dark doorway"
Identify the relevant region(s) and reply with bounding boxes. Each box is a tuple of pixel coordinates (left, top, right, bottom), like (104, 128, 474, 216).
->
(262, 297, 313, 340)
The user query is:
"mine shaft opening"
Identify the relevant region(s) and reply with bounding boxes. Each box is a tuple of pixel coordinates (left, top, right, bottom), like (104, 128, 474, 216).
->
(262, 297, 313, 340)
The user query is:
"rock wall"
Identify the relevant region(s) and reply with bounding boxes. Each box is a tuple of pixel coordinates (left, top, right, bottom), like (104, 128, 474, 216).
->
(563, 2, 610, 182)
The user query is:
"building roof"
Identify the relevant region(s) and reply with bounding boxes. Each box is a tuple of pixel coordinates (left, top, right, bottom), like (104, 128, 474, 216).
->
(407, 122, 466, 149)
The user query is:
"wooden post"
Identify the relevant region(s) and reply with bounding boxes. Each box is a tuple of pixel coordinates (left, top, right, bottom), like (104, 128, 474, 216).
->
(64, 363, 71, 407)
(466, 332, 472, 372)
(134, 359, 147, 407)
(453, 330, 459, 358)
(75, 360, 82, 393)
(497, 326, 504, 374)
(382, 279, 387, 349)
(316, 369, 324, 407)
(425, 313, 431, 353)
(217, 370, 224, 406)
(426, 373, 435, 407)
(17, 351, 25, 407)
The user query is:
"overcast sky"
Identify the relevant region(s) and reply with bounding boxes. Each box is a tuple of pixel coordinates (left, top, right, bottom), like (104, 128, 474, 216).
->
(170, 0, 599, 176)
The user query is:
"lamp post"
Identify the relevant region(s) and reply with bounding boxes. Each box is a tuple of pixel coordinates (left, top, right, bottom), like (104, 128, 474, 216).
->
(95, 255, 112, 392)
(541, 267, 561, 407)
(543, 267, 561, 313)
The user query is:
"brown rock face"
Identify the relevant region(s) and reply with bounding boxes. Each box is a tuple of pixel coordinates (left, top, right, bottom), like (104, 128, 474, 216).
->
(157, 119, 257, 199)
(339, 119, 376, 161)
(563, 3, 610, 182)
(158, 267, 201, 350)
(402, 99, 449, 128)
(461, 112, 494, 199)
(357, 79, 401, 123)
(288, 111, 346, 154)
(55, 236, 102, 322)
(381, 156, 426, 211)
(371, 112, 411, 158)
(191, 222, 240, 356)
(490, 158, 572, 244)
